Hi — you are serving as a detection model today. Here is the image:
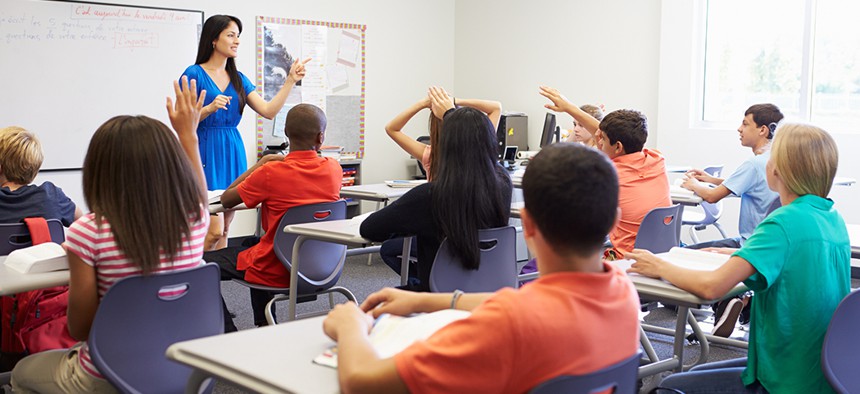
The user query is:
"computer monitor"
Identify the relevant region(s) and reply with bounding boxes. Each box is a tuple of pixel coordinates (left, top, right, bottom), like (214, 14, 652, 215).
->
(539, 112, 558, 148)
(495, 114, 507, 160)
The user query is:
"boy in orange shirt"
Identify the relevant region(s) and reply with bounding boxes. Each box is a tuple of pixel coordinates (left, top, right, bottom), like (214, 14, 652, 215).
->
(540, 86, 671, 259)
(323, 143, 640, 393)
(204, 104, 342, 330)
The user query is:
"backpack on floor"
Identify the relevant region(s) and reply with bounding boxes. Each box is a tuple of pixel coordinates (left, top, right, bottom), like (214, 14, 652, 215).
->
(0, 218, 76, 371)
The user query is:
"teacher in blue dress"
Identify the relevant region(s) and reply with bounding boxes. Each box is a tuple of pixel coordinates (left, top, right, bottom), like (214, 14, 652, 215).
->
(182, 14, 309, 250)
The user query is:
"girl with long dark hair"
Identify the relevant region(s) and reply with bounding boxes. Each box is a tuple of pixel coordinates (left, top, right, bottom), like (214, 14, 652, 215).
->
(361, 89, 512, 291)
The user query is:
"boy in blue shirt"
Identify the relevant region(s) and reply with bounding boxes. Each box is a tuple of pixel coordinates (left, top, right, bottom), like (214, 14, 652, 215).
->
(0, 126, 81, 225)
(682, 104, 782, 248)
(681, 104, 783, 337)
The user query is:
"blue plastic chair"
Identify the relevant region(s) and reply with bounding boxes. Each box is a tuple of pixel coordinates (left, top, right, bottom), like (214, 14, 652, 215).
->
(634, 205, 682, 254)
(822, 290, 860, 393)
(87, 263, 223, 394)
(529, 351, 642, 393)
(681, 166, 727, 244)
(231, 200, 356, 323)
(429, 226, 518, 293)
(0, 219, 65, 256)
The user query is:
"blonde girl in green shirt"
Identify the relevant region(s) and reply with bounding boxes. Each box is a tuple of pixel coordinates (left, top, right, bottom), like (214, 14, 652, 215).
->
(628, 123, 850, 394)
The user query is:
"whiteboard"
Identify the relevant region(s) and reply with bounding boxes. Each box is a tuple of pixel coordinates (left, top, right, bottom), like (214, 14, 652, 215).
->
(0, 0, 203, 170)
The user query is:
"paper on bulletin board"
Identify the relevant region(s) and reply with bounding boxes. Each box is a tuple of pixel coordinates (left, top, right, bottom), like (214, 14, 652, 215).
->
(337, 30, 360, 68)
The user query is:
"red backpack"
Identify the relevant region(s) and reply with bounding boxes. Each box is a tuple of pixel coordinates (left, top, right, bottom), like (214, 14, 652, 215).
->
(0, 218, 77, 371)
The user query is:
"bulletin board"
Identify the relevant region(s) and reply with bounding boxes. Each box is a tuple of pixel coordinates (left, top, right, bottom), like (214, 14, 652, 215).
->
(255, 16, 366, 159)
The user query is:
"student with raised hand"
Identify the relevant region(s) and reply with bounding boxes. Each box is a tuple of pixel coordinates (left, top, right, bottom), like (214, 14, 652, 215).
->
(628, 123, 849, 394)
(0, 126, 83, 225)
(323, 143, 640, 393)
(540, 86, 670, 259)
(11, 77, 209, 393)
(182, 14, 310, 251)
(683, 104, 783, 249)
(361, 88, 511, 291)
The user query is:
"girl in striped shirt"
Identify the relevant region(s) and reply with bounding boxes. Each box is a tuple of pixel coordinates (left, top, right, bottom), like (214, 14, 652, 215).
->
(11, 77, 209, 393)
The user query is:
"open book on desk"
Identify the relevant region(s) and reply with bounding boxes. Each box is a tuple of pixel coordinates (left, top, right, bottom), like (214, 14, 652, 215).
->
(385, 180, 427, 188)
(4, 243, 68, 274)
(313, 309, 470, 368)
(615, 247, 731, 274)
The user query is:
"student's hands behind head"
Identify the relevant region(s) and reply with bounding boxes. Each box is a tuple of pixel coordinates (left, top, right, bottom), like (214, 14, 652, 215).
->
(360, 287, 425, 318)
(539, 86, 575, 113)
(428, 86, 454, 119)
(322, 302, 374, 341)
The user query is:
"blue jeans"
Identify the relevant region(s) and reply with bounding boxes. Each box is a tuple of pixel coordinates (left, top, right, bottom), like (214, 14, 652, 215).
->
(380, 237, 417, 276)
(658, 358, 768, 393)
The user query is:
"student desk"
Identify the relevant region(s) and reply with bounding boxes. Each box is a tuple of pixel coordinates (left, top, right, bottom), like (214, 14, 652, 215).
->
(340, 183, 411, 204)
(0, 256, 69, 296)
(511, 178, 703, 207)
(834, 176, 856, 187)
(167, 315, 337, 394)
(614, 261, 749, 376)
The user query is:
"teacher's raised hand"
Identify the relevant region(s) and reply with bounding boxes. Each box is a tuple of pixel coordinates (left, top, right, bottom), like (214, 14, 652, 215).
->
(288, 57, 312, 84)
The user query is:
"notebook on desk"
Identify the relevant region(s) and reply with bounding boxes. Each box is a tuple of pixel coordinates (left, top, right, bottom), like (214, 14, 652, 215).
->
(384, 180, 427, 188)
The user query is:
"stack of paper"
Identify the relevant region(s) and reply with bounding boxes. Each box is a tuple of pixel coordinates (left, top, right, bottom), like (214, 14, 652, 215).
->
(319, 146, 344, 159)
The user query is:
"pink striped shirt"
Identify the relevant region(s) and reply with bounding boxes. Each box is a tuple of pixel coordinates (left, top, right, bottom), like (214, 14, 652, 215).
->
(64, 210, 208, 379)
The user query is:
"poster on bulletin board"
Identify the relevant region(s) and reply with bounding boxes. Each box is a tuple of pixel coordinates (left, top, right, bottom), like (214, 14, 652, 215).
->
(255, 16, 366, 159)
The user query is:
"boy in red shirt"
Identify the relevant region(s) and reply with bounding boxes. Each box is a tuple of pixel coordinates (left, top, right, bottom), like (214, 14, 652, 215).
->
(204, 104, 342, 330)
(323, 143, 640, 393)
(540, 86, 671, 259)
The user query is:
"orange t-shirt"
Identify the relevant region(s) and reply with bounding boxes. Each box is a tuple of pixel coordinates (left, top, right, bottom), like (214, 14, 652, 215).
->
(394, 263, 640, 394)
(609, 148, 671, 258)
(236, 150, 342, 287)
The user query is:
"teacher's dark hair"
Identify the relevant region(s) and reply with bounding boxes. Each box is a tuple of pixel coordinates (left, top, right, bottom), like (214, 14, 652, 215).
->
(196, 15, 247, 114)
(83, 116, 204, 274)
(431, 107, 511, 269)
(523, 143, 619, 257)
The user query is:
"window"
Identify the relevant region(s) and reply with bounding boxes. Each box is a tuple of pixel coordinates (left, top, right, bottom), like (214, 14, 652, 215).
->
(700, 0, 860, 132)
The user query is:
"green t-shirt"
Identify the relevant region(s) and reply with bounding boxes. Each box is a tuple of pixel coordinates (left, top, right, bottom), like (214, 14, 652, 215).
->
(734, 194, 850, 394)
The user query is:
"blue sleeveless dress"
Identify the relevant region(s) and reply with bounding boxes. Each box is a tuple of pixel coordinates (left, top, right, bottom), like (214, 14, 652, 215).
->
(181, 65, 256, 190)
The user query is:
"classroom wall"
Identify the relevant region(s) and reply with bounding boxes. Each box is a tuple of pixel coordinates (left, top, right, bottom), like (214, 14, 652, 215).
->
(657, 0, 860, 233)
(453, 0, 663, 151)
(29, 0, 456, 236)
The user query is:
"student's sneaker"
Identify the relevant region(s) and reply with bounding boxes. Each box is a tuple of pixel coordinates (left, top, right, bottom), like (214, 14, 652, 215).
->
(711, 297, 744, 338)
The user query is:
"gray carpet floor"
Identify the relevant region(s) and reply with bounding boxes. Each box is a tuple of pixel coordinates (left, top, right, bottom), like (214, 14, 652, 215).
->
(213, 253, 859, 393)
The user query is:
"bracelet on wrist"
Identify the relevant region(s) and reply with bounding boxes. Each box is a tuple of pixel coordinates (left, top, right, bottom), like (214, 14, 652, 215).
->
(450, 289, 464, 309)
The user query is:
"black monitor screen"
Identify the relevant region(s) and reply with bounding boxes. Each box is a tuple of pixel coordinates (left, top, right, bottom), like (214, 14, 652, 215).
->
(540, 113, 557, 148)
